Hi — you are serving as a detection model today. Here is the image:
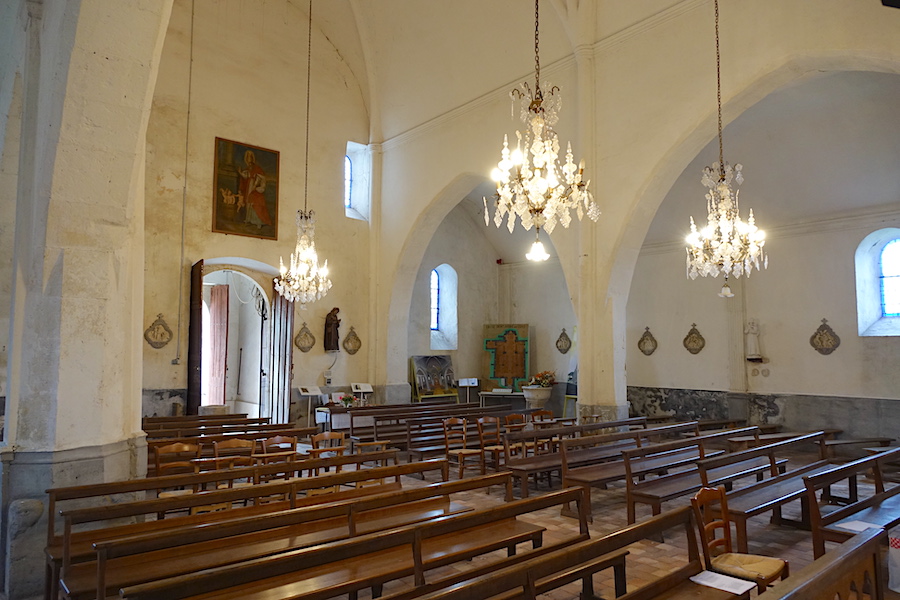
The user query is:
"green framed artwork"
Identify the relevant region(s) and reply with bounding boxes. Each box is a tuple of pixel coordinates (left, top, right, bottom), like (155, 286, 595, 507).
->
(483, 324, 530, 391)
(213, 137, 279, 240)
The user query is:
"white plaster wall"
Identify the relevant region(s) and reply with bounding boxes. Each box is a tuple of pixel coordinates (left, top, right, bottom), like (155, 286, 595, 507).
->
(499, 258, 578, 384)
(0, 76, 21, 401)
(628, 213, 900, 400)
(235, 279, 262, 408)
(408, 204, 499, 384)
(627, 249, 735, 392)
(144, 0, 370, 393)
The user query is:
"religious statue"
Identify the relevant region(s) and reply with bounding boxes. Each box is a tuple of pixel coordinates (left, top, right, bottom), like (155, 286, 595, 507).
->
(745, 318, 763, 362)
(324, 307, 341, 352)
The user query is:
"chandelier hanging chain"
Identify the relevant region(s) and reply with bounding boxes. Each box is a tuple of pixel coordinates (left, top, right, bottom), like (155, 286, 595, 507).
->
(714, 0, 724, 174)
(533, 0, 541, 95)
(303, 0, 312, 213)
(274, 0, 332, 305)
(684, 0, 767, 287)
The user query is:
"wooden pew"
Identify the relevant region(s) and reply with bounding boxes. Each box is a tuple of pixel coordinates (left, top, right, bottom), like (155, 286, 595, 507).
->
(804, 445, 900, 558)
(62, 473, 510, 600)
(145, 426, 318, 475)
(726, 429, 842, 452)
(144, 422, 304, 440)
(756, 526, 886, 600)
(55, 462, 446, 600)
(119, 487, 589, 600)
(345, 403, 482, 441)
(505, 417, 665, 498)
(44, 451, 408, 600)
(710, 432, 836, 553)
(378, 506, 751, 600)
(142, 414, 257, 429)
(622, 427, 778, 523)
(405, 406, 536, 463)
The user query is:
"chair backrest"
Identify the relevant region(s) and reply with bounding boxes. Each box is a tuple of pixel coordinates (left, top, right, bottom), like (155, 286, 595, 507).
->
(690, 486, 733, 569)
(311, 431, 345, 449)
(154, 442, 201, 475)
(531, 410, 553, 422)
(477, 416, 501, 446)
(262, 435, 297, 453)
(213, 438, 255, 468)
(443, 417, 468, 449)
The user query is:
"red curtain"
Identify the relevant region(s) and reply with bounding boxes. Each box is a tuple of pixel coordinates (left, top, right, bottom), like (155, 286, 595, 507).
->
(208, 284, 229, 405)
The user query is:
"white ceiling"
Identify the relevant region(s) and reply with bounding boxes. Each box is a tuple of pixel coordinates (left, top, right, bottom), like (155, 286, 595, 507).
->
(308, 3, 900, 261)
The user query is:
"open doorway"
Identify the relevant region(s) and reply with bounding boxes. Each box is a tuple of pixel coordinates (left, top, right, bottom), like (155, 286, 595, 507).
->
(201, 269, 267, 416)
(188, 259, 294, 421)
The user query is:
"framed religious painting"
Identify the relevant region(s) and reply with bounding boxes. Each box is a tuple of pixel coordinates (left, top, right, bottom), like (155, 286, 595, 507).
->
(212, 137, 279, 240)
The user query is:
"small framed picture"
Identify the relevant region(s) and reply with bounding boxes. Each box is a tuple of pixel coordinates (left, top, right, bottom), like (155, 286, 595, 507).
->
(212, 137, 279, 240)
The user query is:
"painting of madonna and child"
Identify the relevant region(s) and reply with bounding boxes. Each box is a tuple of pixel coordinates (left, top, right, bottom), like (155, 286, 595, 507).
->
(213, 137, 279, 240)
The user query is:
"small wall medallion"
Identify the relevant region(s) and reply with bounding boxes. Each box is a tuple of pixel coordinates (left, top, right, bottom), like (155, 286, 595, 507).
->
(810, 318, 840, 355)
(342, 326, 362, 355)
(683, 323, 706, 355)
(638, 327, 658, 356)
(144, 314, 173, 349)
(294, 322, 315, 353)
(556, 328, 572, 354)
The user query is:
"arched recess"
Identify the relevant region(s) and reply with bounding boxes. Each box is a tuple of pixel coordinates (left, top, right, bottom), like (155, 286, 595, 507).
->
(610, 54, 900, 313)
(385, 174, 485, 387)
(385, 173, 580, 392)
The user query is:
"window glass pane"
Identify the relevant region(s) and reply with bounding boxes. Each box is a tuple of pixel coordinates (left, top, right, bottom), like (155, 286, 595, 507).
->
(883, 276, 900, 316)
(344, 155, 352, 208)
(430, 270, 439, 330)
(882, 240, 900, 277)
(881, 240, 900, 316)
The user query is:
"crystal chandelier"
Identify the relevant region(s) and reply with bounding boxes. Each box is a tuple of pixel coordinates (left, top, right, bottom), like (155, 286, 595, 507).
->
(484, 0, 600, 257)
(685, 0, 766, 293)
(274, 0, 332, 305)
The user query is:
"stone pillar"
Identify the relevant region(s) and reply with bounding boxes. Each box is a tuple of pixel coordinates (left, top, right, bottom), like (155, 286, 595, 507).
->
(0, 1, 172, 597)
(569, 38, 629, 424)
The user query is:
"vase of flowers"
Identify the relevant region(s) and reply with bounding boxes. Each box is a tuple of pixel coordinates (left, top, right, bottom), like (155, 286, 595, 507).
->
(340, 393, 357, 408)
(522, 370, 555, 409)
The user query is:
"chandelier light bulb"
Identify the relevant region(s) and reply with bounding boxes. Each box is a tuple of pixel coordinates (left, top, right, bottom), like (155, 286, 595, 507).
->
(526, 230, 550, 262)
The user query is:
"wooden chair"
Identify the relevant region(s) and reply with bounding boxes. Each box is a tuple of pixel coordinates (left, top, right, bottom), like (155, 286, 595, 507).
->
(256, 435, 299, 483)
(531, 409, 554, 422)
(504, 414, 534, 458)
(690, 486, 789, 593)
(212, 438, 255, 489)
(443, 417, 484, 479)
(306, 431, 347, 482)
(153, 442, 202, 515)
(262, 434, 298, 453)
(477, 416, 505, 472)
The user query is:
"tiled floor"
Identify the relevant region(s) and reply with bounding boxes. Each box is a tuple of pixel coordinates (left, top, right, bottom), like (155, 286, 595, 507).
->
(363, 448, 900, 599)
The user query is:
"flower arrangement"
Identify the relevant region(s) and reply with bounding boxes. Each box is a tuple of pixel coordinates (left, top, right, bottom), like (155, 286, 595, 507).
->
(529, 370, 556, 388)
(340, 393, 357, 407)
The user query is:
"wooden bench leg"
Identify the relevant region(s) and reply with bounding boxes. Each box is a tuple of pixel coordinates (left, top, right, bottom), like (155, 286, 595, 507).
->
(734, 516, 750, 553)
(371, 583, 383, 598)
(613, 557, 627, 597)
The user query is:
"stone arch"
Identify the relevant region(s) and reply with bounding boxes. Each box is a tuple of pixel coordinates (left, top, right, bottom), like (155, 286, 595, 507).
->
(384, 172, 489, 387)
(609, 53, 900, 309)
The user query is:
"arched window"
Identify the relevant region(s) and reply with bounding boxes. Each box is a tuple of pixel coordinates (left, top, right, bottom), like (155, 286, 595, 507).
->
(855, 228, 900, 336)
(430, 269, 440, 330)
(344, 141, 370, 221)
(430, 264, 458, 350)
(881, 240, 900, 317)
(343, 155, 352, 209)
